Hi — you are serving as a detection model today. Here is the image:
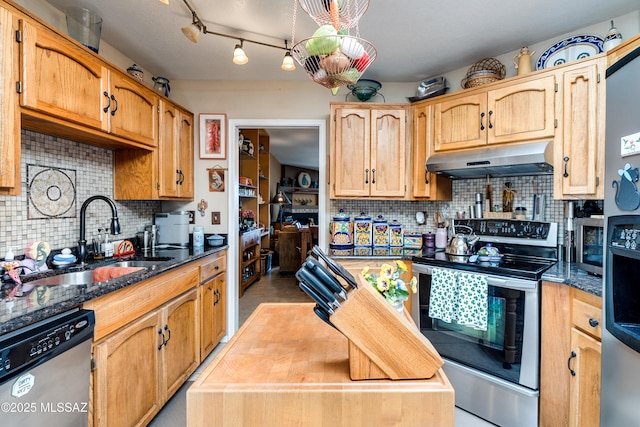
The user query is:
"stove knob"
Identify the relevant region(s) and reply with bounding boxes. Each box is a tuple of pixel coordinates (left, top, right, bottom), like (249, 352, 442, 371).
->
(4, 358, 10, 370)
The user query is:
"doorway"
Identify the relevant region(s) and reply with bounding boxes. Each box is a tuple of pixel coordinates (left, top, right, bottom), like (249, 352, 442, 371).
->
(226, 119, 327, 336)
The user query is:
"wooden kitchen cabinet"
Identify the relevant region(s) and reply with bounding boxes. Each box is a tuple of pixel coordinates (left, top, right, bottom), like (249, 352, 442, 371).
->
(239, 228, 261, 297)
(540, 282, 602, 427)
(330, 103, 407, 199)
(433, 75, 556, 151)
(0, 6, 19, 196)
(410, 103, 452, 200)
(200, 250, 227, 359)
(158, 100, 194, 199)
(554, 57, 606, 200)
(113, 101, 194, 200)
(18, 17, 158, 148)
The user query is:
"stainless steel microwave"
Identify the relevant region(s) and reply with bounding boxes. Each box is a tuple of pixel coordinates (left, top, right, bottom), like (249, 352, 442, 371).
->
(576, 217, 604, 275)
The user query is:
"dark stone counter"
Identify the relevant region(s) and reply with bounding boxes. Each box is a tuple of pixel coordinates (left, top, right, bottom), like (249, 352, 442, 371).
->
(541, 262, 603, 297)
(0, 246, 228, 336)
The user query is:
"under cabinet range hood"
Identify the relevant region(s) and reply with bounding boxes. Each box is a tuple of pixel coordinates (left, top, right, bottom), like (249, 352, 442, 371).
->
(426, 140, 554, 179)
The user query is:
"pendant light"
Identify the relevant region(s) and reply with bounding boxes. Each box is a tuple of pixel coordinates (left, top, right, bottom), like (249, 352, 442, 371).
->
(281, 40, 296, 71)
(233, 41, 249, 65)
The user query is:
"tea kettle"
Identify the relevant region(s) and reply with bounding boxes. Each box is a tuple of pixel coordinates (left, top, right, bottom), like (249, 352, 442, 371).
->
(513, 47, 535, 76)
(152, 76, 170, 97)
(446, 225, 479, 256)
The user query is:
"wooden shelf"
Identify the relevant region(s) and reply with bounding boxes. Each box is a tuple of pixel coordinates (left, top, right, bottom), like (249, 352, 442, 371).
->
(280, 186, 318, 193)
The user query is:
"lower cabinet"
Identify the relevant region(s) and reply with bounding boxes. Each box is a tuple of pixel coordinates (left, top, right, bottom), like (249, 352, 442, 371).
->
(86, 250, 227, 427)
(92, 289, 199, 427)
(540, 281, 602, 427)
(199, 251, 227, 360)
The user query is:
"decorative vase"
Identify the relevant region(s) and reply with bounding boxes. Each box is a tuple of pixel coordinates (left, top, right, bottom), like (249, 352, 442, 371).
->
(392, 300, 404, 314)
(245, 219, 254, 228)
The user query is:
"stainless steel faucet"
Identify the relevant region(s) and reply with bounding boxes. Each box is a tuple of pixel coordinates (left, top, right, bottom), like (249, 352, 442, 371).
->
(78, 195, 121, 264)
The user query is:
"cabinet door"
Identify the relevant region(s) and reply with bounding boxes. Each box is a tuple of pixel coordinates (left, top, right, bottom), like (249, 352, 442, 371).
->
(412, 104, 431, 198)
(200, 279, 215, 359)
(213, 274, 226, 344)
(177, 109, 194, 198)
(0, 7, 19, 195)
(556, 61, 604, 199)
(157, 100, 179, 198)
(19, 19, 108, 131)
(109, 72, 158, 147)
(161, 289, 199, 400)
(433, 93, 486, 151)
(371, 108, 406, 197)
(488, 75, 556, 144)
(332, 108, 370, 197)
(93, 311, 162, 427)
(569, 328, 601, 427)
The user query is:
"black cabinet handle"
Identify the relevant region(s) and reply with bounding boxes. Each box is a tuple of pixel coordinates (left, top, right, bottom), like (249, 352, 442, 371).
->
(589, 318, 599, 328)
(488, 110, 494, 129)
(158, 328, 165, 350)
(103, 92, 110, 113)
(425, 169, 429, 185)
(364, 168, 369, 184)
(110, 94, 118, 116)
(164, 324, 171, 345)
(567, 351, 576, 376)
(371, 168, 376, 184)
(176, 169, 180, 185)
(480, 112, 485, 131)
(563, 156, 570, 177)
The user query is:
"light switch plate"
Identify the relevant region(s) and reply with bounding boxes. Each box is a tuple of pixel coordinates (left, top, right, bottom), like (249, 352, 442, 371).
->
(211, 211, 221, 224)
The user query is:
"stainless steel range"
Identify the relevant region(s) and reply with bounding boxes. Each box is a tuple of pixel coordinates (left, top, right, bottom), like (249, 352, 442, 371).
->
(411, 218, 558, 427)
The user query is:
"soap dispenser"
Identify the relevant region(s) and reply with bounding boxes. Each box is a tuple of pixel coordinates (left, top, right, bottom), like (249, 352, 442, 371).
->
(4, 246, 14, 261)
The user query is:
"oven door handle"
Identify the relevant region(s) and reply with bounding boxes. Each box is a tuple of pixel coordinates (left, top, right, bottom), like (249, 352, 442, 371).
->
(485, 276, 537, 290)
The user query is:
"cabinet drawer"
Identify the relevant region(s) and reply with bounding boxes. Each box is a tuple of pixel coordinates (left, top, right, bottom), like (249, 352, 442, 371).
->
(200, 253, 227, 282)
(572, 297, 602, 340)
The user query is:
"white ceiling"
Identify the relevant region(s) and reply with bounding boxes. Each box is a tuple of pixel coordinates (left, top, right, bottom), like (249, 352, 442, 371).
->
(45, 0, 640, 169)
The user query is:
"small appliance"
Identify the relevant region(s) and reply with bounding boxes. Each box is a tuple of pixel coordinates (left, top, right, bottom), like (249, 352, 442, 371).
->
(154, 211, 189, 246)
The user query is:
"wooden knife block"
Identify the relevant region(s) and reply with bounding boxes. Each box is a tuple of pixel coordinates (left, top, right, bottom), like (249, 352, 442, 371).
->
(330, 275, 444, 380)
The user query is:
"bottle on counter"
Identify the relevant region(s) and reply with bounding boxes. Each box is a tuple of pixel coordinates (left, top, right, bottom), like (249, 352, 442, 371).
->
(502, 182, 515, 213)
(193, 226, 204, 247)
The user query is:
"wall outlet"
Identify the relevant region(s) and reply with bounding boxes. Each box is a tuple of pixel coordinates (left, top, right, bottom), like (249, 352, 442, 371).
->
(211, 211, 221, 224)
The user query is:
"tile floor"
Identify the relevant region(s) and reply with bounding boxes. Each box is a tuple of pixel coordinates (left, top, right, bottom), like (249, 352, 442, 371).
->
(149, 268, 495, 426)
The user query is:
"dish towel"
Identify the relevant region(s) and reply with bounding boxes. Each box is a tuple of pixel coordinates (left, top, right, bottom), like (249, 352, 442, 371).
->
(428, 267, 458, 323)
(455, 272, 488, 331)
(428, 268, 489, 331)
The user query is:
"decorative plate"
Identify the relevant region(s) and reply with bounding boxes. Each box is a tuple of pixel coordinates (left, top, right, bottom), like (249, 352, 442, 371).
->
(297, 172, 311, 188)
(537, 34, 604, 70)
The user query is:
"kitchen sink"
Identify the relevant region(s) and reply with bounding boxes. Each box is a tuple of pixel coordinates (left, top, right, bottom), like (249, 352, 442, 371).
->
(109, 260, 161, 268)
(25, 270, 95, 287)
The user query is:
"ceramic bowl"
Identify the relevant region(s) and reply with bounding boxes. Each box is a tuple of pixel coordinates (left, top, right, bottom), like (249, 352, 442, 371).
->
(207, 235, 224, 247)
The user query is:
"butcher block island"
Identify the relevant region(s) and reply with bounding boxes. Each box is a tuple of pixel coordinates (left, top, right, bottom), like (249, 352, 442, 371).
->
(187, 303, 454, 427)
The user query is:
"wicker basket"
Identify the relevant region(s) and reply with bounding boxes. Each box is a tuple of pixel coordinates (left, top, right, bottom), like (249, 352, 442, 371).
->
(461, 58, 506, 89)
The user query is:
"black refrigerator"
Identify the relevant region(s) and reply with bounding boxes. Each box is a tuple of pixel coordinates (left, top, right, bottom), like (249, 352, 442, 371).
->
(602, 44, 640, 426)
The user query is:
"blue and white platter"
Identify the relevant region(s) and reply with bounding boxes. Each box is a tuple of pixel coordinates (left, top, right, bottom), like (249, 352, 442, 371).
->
(537, 34, 604, 70)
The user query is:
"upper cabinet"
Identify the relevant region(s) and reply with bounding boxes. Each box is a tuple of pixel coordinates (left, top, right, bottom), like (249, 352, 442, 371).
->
(433, 76, 557, 151)
(410, 103, 452, 200)
(157, 101, 193, 199)
(0, 5, 19, 196)
(18, 18, 158, 149)
(554, 57, 605, 200)
(330, 103, 407, 199)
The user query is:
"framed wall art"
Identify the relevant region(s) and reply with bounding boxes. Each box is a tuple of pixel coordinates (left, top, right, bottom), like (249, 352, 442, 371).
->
(200, 113, 227, 159)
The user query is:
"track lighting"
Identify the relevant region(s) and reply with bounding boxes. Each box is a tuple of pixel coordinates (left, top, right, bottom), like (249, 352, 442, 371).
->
(233, 41, 249, 65)
(180, 0, 292, 69)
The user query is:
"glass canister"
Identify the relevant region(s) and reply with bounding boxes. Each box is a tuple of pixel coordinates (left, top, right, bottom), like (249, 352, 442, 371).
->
(353, 212, 373, 247)
(193, 226, 204, 247)
(329, 210, 353, 248)
(435, 227, 448, 249)
(389, 220, 403, 247)
(373, 215, 389, 247)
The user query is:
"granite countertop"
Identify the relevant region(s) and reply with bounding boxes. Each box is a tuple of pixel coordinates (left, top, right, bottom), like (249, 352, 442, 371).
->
(541, 262, 603, 297)
(0, 245, 228, 336)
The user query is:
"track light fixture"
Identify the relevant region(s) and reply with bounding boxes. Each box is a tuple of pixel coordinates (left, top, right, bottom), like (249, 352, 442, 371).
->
(179, 0, 293, 70)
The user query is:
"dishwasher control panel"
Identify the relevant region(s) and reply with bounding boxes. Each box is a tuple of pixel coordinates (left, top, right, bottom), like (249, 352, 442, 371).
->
(0, 310, 94, 383)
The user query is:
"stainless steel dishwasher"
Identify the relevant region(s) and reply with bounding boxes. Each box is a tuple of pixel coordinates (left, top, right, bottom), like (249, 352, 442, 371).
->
(0, 309, 95, 426)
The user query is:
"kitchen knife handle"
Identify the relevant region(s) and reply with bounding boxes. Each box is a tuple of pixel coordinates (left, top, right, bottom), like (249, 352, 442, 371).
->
(296, 267, 340, 308)
(365, 168, 369, 184)
(303, 257, 347, 299)
(488, 110, 494, 129)
(299, 281, 335, 315)
(313, 304, 339, 330)
(563, 156, 570, 177)
(480, 112, 485, 130)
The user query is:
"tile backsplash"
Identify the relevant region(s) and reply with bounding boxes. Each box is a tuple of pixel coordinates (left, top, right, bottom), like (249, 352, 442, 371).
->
(331, 175, 567, 243)
(0, 130, 160, 257)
